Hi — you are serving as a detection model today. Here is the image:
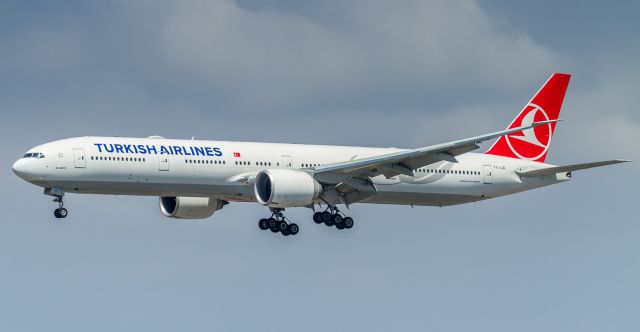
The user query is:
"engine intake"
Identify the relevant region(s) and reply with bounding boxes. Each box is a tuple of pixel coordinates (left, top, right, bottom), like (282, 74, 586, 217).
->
(160, 196, 227, 219)
(254, 169, 321, 208)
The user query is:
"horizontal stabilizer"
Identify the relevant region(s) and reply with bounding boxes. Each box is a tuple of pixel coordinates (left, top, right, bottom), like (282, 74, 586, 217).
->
(517, 159, 630, 177)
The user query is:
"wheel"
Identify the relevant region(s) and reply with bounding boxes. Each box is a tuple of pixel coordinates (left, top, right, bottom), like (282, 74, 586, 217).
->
(313, 212, 323, 224)
(258, 218, 269, 230)
(58, 208, 68, 218)
(54, 209, 61, 218)
(324, 217, 334, 226)
(343, 217, 354, 229)
(321, 211, 332, 223)
(281, 228, 290, 236)
(278, 220, 288, 232)
(335, 222, 345, 230)
(288, 223, 299, 235)
(268, 218, 279, 232)
(331, 214, 343, 224)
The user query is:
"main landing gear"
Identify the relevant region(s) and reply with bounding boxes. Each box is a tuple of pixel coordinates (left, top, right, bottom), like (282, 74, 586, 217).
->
(258, 209, 299, 236)
(313, 206, 354, 230)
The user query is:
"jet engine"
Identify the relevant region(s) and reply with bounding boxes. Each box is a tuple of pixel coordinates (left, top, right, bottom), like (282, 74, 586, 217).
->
(160, 196, 227, 219)
(254, 169, 322, 208)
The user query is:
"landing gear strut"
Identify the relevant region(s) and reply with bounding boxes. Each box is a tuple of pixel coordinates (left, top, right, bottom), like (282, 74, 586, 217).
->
(52, 195, 67, 219)
(258, 208, 299, 236)
(45, 188, 67, 219)
(313, 206, 353, 230)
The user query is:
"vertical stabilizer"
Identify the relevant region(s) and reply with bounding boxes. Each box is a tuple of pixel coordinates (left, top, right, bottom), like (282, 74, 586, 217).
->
(485, 73, 571, 162)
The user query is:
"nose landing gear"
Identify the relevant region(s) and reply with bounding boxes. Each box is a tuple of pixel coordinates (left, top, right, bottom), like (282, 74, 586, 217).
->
(53, 196, 67, 219)
(45, 188, 67, 219)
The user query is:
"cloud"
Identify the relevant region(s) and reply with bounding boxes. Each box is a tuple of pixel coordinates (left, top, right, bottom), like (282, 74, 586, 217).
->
(1, 0, 558, 118)
(157, 0, 558, 112)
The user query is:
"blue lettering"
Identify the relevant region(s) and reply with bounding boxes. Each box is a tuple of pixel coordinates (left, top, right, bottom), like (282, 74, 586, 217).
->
(146, 145, 157, 154)
(104, 144, 115, 153)
(160, 146, 171, 155)
(213, 147, 222, 156)
(205, 147, 214, 156)
(137, 144, 147, 154)
(173, 146, 184, 155)
(194, 147, 205, 156)
(114, 144, 124, 153)
(94, 143, 103, 152)
(124, 144, 134, 153)
(133, 144, 139, 153)
(184, 146, 192, 156)
(189, 147, 196, 156)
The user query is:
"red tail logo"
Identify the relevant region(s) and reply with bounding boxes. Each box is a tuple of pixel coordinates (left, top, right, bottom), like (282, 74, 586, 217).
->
(485, 73, 571, 162)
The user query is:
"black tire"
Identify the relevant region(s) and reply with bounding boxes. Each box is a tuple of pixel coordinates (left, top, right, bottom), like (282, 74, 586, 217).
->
(54, 209, 61, 218)
(288, 223, 299, 235)
(331, 214, 343, 224)
(59, 208, 68, 218)
(335, 222, 345, 230)
(278, 220, 288, 232)
(344, 217, 354, 229)
(321, 211, 332, 223)
(258, 218, 269, 230)
(313, 212, 322, 224)
(268, 218, 279, 232)
(281, 228, 290, 236)
(324, 217, 334, 226)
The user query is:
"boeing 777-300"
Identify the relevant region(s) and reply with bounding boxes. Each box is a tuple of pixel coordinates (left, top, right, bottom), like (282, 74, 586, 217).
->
(12, 73, 629, 236)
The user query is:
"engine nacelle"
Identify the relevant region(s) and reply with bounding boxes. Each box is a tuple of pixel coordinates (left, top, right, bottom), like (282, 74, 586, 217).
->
(254, 169, 322, 208)
(160, 196, 227, 219)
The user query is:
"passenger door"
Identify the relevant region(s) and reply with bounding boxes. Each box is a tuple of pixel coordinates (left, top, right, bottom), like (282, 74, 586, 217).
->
(281, 155, 293, 168)
(158, 156, 169, 171)
(73, 148, 86, 168)
(483, 165, 493, 184)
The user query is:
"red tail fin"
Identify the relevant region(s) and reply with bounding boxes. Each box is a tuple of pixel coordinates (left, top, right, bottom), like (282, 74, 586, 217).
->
(485, 73, 571, 162)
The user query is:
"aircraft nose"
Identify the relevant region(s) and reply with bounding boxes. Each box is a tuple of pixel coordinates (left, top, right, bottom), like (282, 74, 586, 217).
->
(12, 158, 41, 181)
(12, 159, 28, 179)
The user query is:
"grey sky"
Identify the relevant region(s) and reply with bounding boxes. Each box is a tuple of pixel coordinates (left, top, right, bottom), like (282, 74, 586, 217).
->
(0, 1, 638, 331)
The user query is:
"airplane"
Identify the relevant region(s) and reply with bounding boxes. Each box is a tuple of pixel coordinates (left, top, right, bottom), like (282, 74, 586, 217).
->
(12, 73, 629, 236)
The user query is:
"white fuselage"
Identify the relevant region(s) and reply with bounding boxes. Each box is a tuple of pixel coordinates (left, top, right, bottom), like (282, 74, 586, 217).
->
(12, 137, 570, 207)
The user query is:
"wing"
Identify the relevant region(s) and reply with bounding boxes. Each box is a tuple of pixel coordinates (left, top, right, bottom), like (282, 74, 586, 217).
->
(313, 120, 559, 184)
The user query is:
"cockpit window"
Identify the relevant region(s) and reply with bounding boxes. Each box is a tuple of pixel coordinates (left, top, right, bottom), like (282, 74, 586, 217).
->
(23, 152, 44, 158)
